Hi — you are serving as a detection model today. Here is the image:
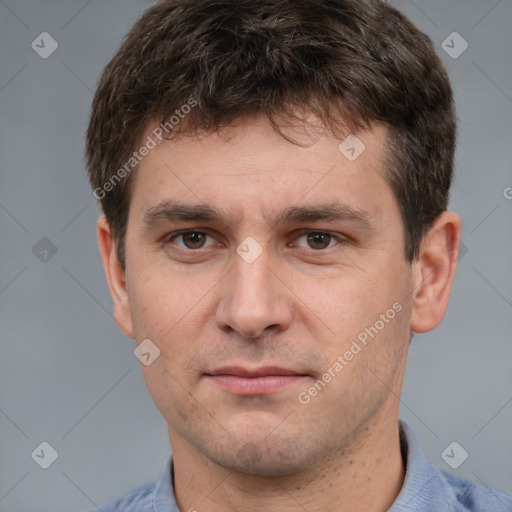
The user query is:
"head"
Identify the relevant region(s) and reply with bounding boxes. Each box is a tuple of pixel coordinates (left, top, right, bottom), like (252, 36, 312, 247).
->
(87, 0, 461, 476)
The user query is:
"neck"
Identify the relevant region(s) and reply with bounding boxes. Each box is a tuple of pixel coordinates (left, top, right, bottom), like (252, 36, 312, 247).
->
(170, 414, 405, 512)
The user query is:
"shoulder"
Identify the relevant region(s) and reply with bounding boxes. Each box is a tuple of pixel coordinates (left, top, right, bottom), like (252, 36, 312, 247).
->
(82, 480, 158, 512)
(436, 469, 512, 511)
(395, 421, 512, 512)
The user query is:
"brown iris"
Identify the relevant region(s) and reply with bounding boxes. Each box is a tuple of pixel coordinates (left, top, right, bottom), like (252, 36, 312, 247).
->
(306, 232, 331, 250)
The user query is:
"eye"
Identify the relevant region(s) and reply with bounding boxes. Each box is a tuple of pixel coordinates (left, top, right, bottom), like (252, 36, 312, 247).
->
(164, 229, 345, 253)
(168, 231, 215, 250)
(292, 231, 343, 250)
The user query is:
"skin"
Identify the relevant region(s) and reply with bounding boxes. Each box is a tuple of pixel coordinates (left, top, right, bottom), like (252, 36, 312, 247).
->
(98, 112, 461, 512)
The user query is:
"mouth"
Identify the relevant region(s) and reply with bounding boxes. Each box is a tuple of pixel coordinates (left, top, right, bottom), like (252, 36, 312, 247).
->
(205, 366, 309, 395)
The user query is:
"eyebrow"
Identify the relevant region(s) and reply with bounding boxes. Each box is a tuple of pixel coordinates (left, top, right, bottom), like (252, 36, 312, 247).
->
(142, 200, 375, 232)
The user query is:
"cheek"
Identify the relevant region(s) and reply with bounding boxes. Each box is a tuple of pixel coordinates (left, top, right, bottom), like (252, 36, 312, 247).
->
(127, 266, 213, 386)
(298, 272, 380, 335)
(305, 268, 408, 369)
(127, 263, 198, 337)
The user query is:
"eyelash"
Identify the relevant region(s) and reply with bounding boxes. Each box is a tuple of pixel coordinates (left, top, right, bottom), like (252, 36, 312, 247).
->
(163, 229, 347, 252)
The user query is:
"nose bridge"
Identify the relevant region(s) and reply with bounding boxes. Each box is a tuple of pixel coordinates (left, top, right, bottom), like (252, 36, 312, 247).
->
(233, 249, 272, 301)
(216, 244, 291, 338)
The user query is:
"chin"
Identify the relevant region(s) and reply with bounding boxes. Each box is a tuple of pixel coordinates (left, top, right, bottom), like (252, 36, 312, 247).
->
(200, 423, 325, 477)
(215, 445, 311, 477)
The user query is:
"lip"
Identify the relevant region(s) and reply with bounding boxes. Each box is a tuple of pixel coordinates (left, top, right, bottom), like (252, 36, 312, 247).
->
(206, 366, 308, 395)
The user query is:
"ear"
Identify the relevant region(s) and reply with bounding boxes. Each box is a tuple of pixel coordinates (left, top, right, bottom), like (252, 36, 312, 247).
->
(410, 211, 462, 333)
(97, 215, 134, 338)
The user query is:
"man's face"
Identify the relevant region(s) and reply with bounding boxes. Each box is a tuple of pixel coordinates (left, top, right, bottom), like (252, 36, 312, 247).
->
(120, 114, 413, 475)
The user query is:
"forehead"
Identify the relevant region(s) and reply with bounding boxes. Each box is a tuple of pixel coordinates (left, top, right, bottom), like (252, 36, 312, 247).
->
(129, 114, 394, 225)
(137, 110, 389, 165)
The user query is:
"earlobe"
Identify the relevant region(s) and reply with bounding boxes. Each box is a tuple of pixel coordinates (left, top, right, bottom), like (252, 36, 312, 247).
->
(410, 211, 462, 334)
(97, 215, 134, 338)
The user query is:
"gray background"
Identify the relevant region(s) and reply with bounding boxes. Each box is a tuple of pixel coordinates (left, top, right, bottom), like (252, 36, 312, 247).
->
(0, 0, 511, 511)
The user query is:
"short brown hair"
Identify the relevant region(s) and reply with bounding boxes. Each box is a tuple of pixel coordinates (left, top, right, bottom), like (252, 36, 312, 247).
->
(86, 0, 456, 268)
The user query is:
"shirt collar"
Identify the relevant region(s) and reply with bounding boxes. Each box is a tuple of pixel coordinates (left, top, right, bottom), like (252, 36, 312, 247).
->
(389, 420, 440, 511)
(152, 452, 178, 512)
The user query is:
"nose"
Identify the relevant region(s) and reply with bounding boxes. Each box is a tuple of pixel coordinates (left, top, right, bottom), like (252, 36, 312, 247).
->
(215, 247, 293, 340)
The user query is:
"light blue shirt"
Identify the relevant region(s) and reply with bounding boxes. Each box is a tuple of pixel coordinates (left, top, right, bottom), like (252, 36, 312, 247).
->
(85, 421, 512, 511)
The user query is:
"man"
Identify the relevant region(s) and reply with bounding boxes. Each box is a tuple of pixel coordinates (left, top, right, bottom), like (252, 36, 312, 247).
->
(84, 0, 512, 510)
